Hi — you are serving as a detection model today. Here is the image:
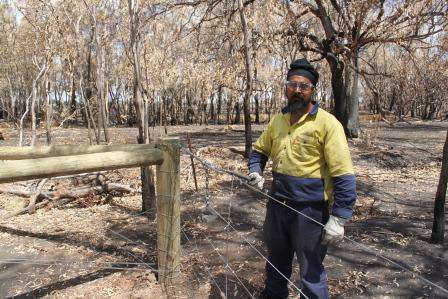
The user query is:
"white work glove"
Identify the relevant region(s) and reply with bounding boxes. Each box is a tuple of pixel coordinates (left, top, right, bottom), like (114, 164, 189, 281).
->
(248, 172, 265, 190)
(322, 215, 348, 245)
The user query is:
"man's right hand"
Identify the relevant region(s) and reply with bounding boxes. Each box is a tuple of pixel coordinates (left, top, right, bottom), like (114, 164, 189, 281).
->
(248, 172, 265, 190)
(322, 215, 347, 245)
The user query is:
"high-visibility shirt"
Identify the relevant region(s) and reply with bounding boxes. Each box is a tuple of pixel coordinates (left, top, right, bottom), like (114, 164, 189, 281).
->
(248, 103, 356, 219)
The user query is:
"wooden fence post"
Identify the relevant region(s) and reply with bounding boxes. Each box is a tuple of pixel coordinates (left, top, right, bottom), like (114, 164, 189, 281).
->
(156, 136, 181, 285)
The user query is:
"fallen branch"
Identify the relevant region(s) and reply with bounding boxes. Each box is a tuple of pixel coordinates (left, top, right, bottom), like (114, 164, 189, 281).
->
(0, 182, 139, 220)
(28, 179, 49, 214)
(0, 182, 139, 198)
(3, 200, 51, 220)
(50, 171, 107, 182)
(0, 186, 52, 198)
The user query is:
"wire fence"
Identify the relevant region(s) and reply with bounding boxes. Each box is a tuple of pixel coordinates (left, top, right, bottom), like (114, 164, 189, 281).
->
(2, 144, 447, 298)
(0, 209, 159, 294)
(182, 146, 448, 297)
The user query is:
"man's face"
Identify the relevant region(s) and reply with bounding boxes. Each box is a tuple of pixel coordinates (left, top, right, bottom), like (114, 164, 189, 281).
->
(285, 75, 314, 113)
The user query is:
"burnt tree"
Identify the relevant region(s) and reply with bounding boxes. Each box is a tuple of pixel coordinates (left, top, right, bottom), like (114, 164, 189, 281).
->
(431, 128, 448, 243)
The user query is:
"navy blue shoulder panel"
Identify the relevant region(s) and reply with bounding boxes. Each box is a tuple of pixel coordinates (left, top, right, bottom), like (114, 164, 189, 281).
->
(248, 150, 268, 174)
(331, 174, 356, 219)
(309, 102, 319, 115)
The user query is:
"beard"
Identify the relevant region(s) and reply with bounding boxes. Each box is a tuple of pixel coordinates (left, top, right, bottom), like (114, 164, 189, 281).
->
(287, 93, 310, 114)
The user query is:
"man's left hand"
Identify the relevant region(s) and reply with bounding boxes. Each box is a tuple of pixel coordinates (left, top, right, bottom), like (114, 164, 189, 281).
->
(322, 215, 347, 245)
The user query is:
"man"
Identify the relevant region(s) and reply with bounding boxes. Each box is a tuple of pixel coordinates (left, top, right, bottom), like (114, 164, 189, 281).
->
(248, 58, 356, 299)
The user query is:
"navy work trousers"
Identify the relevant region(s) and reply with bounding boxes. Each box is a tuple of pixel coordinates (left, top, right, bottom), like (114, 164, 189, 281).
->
(263, 200, 329, 299)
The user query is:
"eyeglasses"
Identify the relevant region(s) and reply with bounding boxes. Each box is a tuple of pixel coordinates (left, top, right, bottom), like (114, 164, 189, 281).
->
(286, 81, 314, 91)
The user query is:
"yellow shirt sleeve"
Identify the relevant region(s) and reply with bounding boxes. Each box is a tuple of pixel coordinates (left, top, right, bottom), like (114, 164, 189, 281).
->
(323, 117, 354, 177)
(253, 117, 275, 157)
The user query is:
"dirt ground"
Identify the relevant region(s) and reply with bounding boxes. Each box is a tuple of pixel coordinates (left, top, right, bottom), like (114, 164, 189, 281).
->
(0, 120, 447, 298)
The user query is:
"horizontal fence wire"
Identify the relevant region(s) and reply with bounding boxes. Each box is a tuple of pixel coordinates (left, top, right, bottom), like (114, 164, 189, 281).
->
(179, 228, 214, 299)
(0, 209, 163, 273)
(182, 147, 308, 297)
(207, 204, 307, 299)
(98, 209, 156, 271)
(182, 199, 257, 299)
(180, 226, 226, 297)
(0, 258, 153, 272)
(183, 146, 448, 296)
(203, 234, 255, 299)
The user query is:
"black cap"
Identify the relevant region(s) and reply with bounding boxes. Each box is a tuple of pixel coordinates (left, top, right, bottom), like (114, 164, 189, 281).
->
(287, 58, 319, 85)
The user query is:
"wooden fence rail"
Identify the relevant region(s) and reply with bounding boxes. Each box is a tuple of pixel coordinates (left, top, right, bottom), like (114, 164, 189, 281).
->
(0, 146, 163, 184)
(0, 144, 156, 160)
(0, 138, 181, 285)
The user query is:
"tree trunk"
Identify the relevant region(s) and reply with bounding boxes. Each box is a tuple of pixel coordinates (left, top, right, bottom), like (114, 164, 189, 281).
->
(238, 0, 253, 157)
(186, 89, 194, 124)
(45, 80, 52, 145)
(6, 76, 16, 123)
(163, 96, 168, 132)
(69, 72, 77, 125)
(79, 76, 94, 145)
(20, 62, 46, 147)
(431, 128, 448, 243)
(31, 64, 47, 146)
(18, 94, 30, 147)
(90, 12, 109, 142)
(346, 53, 360, 138)
(158, 98, 162, 126)
(94, 32, 110, 143)
(327, 56, 359, 138)
(105, 80, 110, 125)
(30, 80, 38, 146)
(86, 97, 99, 144)
(0, 98, 5, 120)
(254, 93, 260, 124)
(388, 89, 396, 112)
(226, 94, 232, 125)
(217, 85, 222, 125)
(83, 69, 99, 145)
(128, 0, 156, 215)
(85, 27, 100, 144)
(327, 58, 347, 130)
(210, 93, 215, 124)
(254, 59, 260, 125)
(234, 100, 241, 124)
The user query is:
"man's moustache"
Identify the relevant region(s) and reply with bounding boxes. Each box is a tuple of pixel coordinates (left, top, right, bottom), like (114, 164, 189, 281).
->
(291, 93, 304, 101)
